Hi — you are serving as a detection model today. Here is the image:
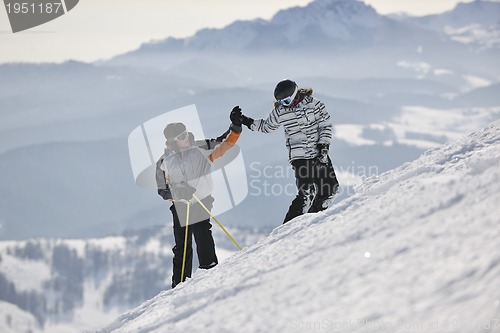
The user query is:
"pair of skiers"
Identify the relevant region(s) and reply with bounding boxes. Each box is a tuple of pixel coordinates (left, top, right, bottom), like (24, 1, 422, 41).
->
(156, 79, 338, 288)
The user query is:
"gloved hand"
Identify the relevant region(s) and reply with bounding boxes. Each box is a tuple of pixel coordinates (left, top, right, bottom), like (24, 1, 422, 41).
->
(317, 144, 329, 164)
(172, 182, 196, 201)
(158, 189, 173, 201)
(240, 113, 254, 130)
(230, 106, 242, 126)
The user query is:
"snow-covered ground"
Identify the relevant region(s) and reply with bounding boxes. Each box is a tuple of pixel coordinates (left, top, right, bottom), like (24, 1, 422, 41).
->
(99, 121, 500, 333)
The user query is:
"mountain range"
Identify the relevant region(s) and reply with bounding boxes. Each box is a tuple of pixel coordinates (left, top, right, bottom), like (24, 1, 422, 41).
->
(110, 0, 500, 80)
(117, 0, 499, 53)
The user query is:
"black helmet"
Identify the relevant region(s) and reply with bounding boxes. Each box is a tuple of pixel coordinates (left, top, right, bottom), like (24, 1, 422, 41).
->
(274, 79, 298, 106)
(274, 79, 299, 107)
(164, 122, 187, 142)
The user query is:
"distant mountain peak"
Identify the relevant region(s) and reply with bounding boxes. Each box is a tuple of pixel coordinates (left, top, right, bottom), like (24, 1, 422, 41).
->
(135, 0, 388, 53)
(273, 0, 379, 23)
(269, 0, 383, 42)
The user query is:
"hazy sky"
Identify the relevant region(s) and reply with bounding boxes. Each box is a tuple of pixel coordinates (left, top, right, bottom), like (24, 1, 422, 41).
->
(0, 0, 478, 63)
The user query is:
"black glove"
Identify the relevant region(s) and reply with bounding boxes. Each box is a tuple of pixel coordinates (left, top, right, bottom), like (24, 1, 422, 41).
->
(240, 114, 254, 130)
(230, 106, 242, 126)
(158, 189, 173, 201)
(317, 144, 329, 164)
(172, 182, 196, 201)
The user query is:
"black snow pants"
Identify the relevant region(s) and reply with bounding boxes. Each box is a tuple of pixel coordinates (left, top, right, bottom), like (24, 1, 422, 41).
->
(283, 157, 339, 224)
(170, 196, 218, 288)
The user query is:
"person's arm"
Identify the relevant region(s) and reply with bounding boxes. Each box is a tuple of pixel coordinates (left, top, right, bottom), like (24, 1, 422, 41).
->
(155, 157, 172, 200)
(195, 128, 229, 150)
(316, 99, 333, 145)
(195, 106, 244, 150)
(207, 125, 241, 162)
(243, 107, 281, 133)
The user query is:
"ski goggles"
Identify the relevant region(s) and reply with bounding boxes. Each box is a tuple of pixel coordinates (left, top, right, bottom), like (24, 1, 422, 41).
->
(277, 86, 298, 106)
(173, 130, 188, 141)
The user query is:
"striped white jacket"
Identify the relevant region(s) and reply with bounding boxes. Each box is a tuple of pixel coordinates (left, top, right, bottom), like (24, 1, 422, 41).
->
(250, 94, 333, 162)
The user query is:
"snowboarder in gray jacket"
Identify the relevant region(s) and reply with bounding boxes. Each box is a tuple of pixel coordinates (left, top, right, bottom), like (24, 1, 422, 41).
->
(156, 106, 243, 288)
(239, 79, 339, 223)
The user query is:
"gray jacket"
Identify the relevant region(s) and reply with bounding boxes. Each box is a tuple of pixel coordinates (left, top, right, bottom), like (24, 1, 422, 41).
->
(156, 125, 241, 203)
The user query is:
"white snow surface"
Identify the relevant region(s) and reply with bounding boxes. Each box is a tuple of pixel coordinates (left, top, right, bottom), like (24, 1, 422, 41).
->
(100, 121, 500, 333)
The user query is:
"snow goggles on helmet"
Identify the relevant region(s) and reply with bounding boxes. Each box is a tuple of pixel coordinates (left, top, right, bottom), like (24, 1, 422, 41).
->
(174, 130, 188, 141)
(277, 86, 298, 106)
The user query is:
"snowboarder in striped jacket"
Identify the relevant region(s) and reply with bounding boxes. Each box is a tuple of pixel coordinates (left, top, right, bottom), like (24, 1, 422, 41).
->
(239, 79, 339, 224)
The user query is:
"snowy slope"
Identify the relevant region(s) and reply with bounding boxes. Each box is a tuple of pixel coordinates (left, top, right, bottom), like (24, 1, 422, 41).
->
(100, 120, 500, 333)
